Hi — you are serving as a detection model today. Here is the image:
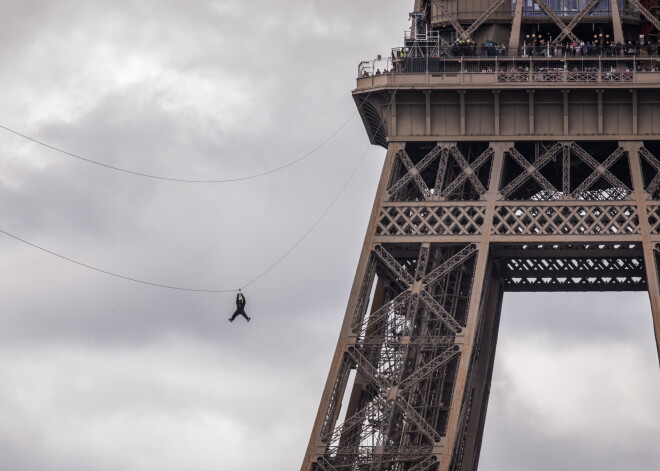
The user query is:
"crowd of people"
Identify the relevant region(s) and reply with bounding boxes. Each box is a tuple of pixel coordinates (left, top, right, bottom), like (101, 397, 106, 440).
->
(358, 36, 660, 77)
(443, 39, 656, 58)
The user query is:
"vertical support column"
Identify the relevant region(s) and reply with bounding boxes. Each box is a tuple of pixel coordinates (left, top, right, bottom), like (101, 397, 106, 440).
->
(624, 140, 660, 365)
(438, 143, 506, 471)
(562, 144, 571, 197)
(460, 90, 466, 136)
(632, 90, 638, 135)
(508, 0, 525, 53)
(455, 269, 504, 471)
(563, 89, 569, 136)
(426, 90, 432, 136)
(611, 0, 625, 46)
(390, 91, 398, 138)
(528, 90, 535, 135)
(494, 91, 500, 136)
(300, 143, 403, 471)
(597, 90, 604, 135)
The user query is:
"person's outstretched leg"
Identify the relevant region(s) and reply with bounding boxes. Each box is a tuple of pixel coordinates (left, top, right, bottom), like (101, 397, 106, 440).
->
(238, 306, 250, 322)
(229, 309, 240, 322)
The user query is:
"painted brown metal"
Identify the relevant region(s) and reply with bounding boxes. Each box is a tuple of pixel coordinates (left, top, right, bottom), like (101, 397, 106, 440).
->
(303, 2, 660, 471)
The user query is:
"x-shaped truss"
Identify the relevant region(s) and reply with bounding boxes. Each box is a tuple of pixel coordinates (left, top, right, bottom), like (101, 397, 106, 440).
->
(628, 0, 660, 33)
(372, 245, 474, 334)
(433, 0, 508, 39)
(388, 147, 443, 201)
(324, 245, 477, 451)
(533, 0, 580, 44)
(553, 0, 603, 44)
(571, 146, 627, 197)
(346, 347, 444, 443)
(439, 147, 493, 199)
(500, 143, 563, 198)
(569, 143, 631, 197)
(640, 147, 660, 196)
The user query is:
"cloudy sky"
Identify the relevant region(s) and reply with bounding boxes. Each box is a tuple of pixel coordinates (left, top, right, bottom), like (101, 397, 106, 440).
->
(0, 1, 658, 470)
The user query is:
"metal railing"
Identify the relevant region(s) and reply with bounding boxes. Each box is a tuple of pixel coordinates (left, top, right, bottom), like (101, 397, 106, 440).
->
(355, 56, 660, 86)
(389, 43, 655, 60)
(359, 55, 658, 73)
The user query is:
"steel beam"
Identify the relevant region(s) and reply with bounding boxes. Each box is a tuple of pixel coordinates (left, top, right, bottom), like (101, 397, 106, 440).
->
(533, 0, 579, 44)
(553, 0, 603, 44)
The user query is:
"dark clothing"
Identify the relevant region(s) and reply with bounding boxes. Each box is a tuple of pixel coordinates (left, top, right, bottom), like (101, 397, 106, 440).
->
(230, 305, 249, 322)
(230, 293, 249, 322)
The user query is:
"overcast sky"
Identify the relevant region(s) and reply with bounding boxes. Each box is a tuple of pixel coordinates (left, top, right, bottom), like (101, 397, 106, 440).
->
(0, 1, 658, 470)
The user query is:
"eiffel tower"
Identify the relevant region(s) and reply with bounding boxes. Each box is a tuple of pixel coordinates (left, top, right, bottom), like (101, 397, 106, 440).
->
(302, 1, 660, 470)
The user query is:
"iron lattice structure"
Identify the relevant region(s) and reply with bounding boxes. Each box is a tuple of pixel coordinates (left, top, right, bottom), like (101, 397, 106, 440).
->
(303, 2, 660, 471)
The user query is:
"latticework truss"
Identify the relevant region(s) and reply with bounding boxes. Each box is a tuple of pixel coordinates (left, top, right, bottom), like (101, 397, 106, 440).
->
(305, 3, 660, 471)
(304, 139, 660, 471)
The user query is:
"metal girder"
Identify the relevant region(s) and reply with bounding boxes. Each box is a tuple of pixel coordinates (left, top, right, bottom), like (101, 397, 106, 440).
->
(316, 457, 339, 471)
(570, 143, 631, 194)
(640, 147, 660, 194)
(572, 147, 626, 197)
(434, 149, 450, 197)
(464, 0, 508, 36)
(320, 355, 354, 440)
(502, 275, 647, 292)
(533, 0, 580, 44)
(357, 291, 414, 338)
(394, 396, 442, 442)
(345, 348, 443, 444)
(407, 455, 438, 471)
(388, 147, 442, 201)
(347, 347, 390, 391)
(554, 0, 603, 44)
(423, 244, 478, 286)
(374, 245, 415, 287)
(398, 346, 460, 391)
(500, 144, 562, 198)
(419, 290, 463, 333)
(433, 0, 469, 39)
(440, 147, 493, 199)
(434, 0, 509, 39)
(321, 396, 380, 443)
(628, 0, 660, 33)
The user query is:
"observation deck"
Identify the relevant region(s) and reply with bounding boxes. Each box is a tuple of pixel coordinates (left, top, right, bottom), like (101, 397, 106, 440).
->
(355, 55, 660, 147)
(356, 56, 660, 90)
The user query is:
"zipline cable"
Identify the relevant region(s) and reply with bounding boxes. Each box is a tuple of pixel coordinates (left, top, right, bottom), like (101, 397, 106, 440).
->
(0, 228, 236, 293)
(0, 31, 407, 293)
(241, 143, 372, 290)
(0, 91, 389, 294)
(0, 110, 356, 183)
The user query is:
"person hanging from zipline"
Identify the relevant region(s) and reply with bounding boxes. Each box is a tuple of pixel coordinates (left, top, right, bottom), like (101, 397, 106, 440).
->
(229, 289, 250, 322)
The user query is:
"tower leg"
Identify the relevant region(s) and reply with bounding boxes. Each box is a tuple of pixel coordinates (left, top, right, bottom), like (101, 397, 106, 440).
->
(626, 141, 660, 365)
(453, 269, 504, 471)
(300, 144, 401, 471)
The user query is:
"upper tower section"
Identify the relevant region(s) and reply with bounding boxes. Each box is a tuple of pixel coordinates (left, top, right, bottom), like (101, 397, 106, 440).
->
(415, 0, 660, 48)
(354, 1, 660, 146)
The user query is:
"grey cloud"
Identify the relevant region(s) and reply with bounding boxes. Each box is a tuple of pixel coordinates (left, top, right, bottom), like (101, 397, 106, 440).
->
(0, 1, 658, 471)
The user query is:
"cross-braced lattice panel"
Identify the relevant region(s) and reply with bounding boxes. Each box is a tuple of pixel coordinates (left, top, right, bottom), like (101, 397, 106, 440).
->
(494, 243, 647, 292)
(386, 143, 492, 203)
(318, 244, 477, 471)
(500, 142, 632, 201)
(437, 143, 493, 202)
(493, 205, 640, 235)
(639, 143, 660, 200)
(648, 206, 660, 234)
(377, 205, 486, 236)
(654, 244, 660, 286)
